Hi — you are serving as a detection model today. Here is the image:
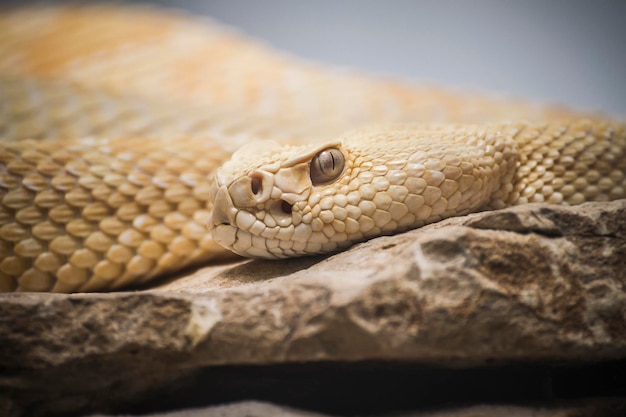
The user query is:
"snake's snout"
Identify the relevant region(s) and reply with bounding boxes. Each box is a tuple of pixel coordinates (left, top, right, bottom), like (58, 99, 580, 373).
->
(226, 170, 274, 207)
(209, 169, 273, 228)
(210, 185, 237, 228)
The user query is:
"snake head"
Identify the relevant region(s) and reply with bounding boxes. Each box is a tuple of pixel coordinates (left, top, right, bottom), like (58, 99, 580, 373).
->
(209, 125, 520, 259)
(209, 139, 349, 258)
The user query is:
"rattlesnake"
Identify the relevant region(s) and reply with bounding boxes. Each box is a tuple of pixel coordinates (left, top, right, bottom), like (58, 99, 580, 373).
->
(0, 5, 624, 293)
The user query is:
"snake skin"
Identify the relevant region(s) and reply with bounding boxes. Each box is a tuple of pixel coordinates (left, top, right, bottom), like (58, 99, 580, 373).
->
(0, 5, 624, 292)
(211, 122, 625, 258)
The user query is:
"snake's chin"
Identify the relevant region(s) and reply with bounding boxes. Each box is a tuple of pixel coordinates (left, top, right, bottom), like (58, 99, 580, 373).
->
(212, 224, 283, 259)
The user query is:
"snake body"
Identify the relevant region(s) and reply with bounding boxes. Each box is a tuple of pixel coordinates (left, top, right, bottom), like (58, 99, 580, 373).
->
(0, 5, 624, 292)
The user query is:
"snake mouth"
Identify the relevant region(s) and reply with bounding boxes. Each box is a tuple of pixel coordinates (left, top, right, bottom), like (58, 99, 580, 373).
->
(212, 223, 284, 259)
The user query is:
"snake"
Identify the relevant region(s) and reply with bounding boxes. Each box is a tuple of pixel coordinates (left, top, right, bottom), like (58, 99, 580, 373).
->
(0, 5, 624, 293)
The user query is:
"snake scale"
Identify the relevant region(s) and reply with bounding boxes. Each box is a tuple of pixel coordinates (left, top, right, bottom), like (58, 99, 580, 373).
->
(0, 5, 624, 293)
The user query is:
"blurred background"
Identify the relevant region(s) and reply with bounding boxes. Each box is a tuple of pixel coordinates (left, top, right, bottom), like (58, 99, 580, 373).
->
(3, 0, 625, 115)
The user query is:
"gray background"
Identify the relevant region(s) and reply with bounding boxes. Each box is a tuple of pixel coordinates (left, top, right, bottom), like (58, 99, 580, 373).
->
(6, 1, 626, 115)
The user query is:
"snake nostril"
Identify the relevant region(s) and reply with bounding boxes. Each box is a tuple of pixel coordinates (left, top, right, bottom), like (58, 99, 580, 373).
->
(281, 200, 293, 214)
(250, 175, 262, 195)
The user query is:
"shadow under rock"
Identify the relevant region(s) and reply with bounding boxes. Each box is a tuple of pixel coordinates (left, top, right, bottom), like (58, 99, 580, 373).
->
(110, 359, 626, 417)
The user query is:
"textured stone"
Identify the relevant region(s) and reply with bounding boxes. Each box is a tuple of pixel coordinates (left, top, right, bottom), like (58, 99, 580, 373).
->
(1, 200, 625, 416)
(91, 399, 626, 417)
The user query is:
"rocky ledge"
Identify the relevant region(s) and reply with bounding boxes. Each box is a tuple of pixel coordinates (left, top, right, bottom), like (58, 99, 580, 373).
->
(1, 200, 625, 416)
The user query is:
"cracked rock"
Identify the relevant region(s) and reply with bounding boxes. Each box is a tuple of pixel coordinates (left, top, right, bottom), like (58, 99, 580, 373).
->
(1, 200, 625, 416)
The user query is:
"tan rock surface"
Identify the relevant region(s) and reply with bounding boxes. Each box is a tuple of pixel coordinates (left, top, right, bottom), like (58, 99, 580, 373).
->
(1, 200, 625, 416)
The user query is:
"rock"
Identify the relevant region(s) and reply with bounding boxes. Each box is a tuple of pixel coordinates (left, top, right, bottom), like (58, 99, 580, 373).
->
(1, 200, 625, 416)
(92, 401, 330, 417)
(90, 398, 626, 417)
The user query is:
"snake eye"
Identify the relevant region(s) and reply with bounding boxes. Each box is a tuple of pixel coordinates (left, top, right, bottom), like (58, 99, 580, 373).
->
(309, 148, 344, 185)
